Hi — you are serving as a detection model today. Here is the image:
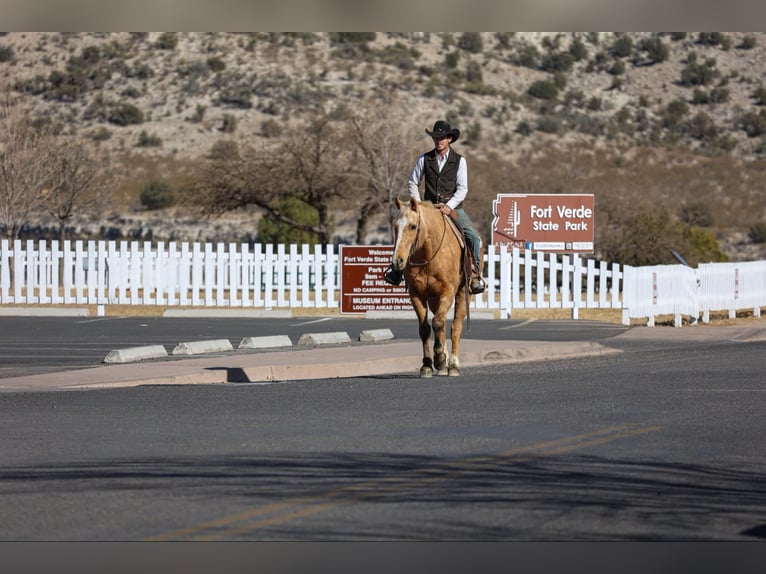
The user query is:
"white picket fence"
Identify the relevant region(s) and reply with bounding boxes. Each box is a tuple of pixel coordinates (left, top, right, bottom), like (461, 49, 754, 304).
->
(2, 239, 765, 326)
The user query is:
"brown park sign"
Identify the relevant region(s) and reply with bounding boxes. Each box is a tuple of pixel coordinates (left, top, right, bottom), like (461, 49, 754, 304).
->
(339, 245, 412, 314)
(491, 193, 595, 254)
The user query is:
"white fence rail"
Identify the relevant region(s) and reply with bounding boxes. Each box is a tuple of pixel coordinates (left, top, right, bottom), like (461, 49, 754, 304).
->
(2, 239, 765, 326)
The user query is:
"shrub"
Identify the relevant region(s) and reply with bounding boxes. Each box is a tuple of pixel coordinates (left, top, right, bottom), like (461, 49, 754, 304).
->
(679, 201, 715, 227)
(457, 32, 483, 54)
(515, 121, 533, 136)
(536, 116, 562, 134)
(637, 36, 669, 64)
(208, 139, 239, 160)
(465, 60, 483, 83)
(0, 44, 14, 62)
(376, 42, 418, 70)
(261, 118, 283, 138)
(218, 86, 252, 109)
(680, 55, 718, 86)
(527, 79, 559, 100)
(662, 99, 689, 128)
(513, 43, 540, 69)
(107, 102, 144, 125)
(140, 180, 175, 210)
(329, 32, 376, 45)
(602, 204, 726, 266)
(708, 87, 729, 104)
(444, 50, 460, 69)
(540, 51, 575, 73)
(687, 111, 718, 141)
(221, 113, 237, 133)
(697, 32, 729, 48)
(155, 32, 178, 50)
(137, 130, 162, 147)
(207, 56, 226, 72)
(739, 109, 766, 137)
(753, 85, 766, 106)
(749, 221, 766, 243)
(611, 34, 634, 58)
(569, 37, 588, 61)
(739, 35, 757, 50)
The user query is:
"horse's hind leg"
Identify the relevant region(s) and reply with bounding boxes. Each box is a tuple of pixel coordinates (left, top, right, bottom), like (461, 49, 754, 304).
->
(448, 290, 467, 377)
(431, 301, 451, 376)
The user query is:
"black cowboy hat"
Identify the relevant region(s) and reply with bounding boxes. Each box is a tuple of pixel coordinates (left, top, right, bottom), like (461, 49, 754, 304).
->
(425, 120, 460, 143)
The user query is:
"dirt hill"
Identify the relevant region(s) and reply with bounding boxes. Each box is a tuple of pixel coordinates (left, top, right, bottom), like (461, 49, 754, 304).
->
(2, 32, 766, 260)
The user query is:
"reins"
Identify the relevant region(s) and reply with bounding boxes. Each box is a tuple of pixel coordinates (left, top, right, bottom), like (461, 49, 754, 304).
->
(407, 204, 447, 268)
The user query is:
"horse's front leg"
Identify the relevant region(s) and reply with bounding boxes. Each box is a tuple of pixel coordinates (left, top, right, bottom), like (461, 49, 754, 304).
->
(411, 297, 433, 378)
(431, 298, 451, 376)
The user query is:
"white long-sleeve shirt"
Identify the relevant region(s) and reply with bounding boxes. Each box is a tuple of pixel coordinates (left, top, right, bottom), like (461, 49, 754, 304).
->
(407, 150, 468, 211)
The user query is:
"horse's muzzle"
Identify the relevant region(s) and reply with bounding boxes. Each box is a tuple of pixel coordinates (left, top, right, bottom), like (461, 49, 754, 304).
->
(391, 255, 406, 271)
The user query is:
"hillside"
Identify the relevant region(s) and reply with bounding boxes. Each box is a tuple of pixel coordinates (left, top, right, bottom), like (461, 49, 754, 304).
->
(2, 32, 766, 260)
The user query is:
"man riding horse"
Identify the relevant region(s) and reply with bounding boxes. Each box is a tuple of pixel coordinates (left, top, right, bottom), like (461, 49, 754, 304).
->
(385, 120, 486, 295)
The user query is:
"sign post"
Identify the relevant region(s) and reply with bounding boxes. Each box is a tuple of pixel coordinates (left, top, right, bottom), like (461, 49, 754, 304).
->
(491, 194, 595, 253)
(339, 245, 412, 314)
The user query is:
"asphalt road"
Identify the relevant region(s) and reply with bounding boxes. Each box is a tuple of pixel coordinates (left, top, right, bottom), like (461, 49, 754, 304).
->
(0, 315, 629, 379)
(0, 318, 764, 541)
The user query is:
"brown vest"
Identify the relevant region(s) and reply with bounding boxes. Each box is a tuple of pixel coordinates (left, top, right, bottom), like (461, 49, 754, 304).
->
(422, 149, 463, 209)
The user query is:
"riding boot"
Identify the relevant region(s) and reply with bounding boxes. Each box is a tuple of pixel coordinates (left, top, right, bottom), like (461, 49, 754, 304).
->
(468, 262, 485, 294)
(383, 266, 403, 285)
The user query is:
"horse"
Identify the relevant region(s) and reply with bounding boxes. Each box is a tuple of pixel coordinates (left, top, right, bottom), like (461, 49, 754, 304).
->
(391, 197, 468, 378)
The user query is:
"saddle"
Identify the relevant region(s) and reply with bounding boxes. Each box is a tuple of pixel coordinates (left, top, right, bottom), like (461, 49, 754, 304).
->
(437, 204, 485, 295)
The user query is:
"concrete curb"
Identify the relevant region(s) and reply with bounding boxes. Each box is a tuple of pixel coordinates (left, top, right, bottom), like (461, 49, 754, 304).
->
(239, 335, 293, 349)
(0, 339, 622, 391)
(365, 310, 496, 320)
(0, 307, 90, 317)
(297, 331, 353, 345)
(172, 339, 234, 355)
(163, 309, 292, 318)
(359, 328, 395, 342)
(103, 345, 169, 364)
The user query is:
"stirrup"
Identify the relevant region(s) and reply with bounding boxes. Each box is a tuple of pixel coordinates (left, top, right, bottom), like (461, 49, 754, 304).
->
(469, 276, 486, 295)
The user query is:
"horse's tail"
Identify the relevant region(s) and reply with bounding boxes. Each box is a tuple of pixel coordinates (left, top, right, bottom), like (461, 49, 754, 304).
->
(462, 241, 471, 330)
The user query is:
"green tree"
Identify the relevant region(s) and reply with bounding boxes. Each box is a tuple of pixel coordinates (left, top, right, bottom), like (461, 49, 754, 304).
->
(257, 197, 319, 244)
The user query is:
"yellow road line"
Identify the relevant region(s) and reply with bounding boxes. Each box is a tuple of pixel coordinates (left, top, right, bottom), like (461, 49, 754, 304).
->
(146, 424, 660, 541)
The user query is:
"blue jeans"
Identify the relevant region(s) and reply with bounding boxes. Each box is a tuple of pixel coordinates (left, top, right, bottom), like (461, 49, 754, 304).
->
(455, 208, 481, 272)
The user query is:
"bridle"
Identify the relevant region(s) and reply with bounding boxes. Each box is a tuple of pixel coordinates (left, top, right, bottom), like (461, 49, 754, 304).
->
(406, 203, 448, 268)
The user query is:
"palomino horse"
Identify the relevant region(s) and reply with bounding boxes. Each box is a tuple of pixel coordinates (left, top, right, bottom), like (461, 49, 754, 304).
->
(391, 197, 468, 377)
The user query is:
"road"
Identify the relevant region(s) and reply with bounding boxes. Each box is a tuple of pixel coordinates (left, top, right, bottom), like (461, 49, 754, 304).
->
(0, 315, 764, 540)
(0, 315, 628, 379)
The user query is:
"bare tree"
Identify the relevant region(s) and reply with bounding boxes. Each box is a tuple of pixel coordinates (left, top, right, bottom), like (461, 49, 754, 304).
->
(192, 105, 355, 245)
(344, 93, 416, 243)
(0, 91, 54, 240)
(42, 138, 117, 242)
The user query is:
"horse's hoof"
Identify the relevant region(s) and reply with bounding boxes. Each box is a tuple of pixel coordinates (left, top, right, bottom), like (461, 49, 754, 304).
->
(420, 367, 433, 378)
(437, 368, 449, 376)
(448, 367, 461, 377)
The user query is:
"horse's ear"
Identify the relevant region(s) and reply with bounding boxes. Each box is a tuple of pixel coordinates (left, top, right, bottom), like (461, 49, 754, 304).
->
(395, 197, 405, 209)
(409, 197, 419, 211)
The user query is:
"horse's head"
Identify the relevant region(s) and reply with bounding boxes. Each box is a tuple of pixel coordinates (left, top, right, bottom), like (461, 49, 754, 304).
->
(391, 196, 421, 271)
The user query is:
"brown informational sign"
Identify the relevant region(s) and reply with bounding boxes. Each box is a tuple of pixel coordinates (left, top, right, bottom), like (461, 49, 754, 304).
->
(491, 193, 595, 253)
(339, 245, 412, 314)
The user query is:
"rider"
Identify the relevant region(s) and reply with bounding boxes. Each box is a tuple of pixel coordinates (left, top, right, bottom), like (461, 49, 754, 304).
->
(385, 120, 486, 294)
